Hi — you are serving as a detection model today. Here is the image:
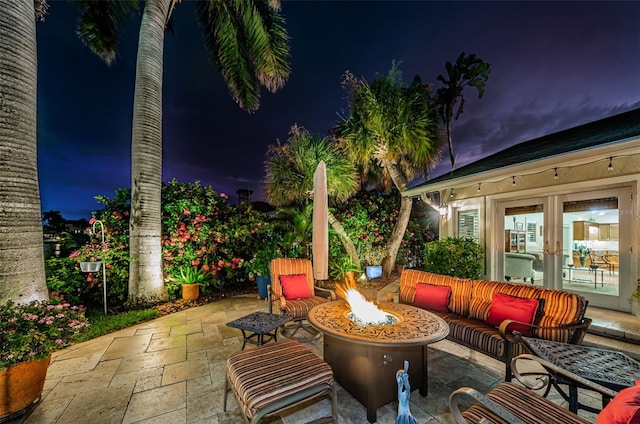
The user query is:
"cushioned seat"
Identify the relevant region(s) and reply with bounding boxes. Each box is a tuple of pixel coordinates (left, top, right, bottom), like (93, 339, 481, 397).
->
(268, 258, 336, 340)
(224, 339, 338, 424)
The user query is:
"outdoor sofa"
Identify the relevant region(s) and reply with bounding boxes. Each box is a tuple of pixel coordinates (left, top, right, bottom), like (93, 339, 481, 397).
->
(399, 269, 592, 380)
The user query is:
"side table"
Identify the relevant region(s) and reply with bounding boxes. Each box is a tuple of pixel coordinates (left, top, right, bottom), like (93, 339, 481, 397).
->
(226, 311, 292, 350)
(521, 336, 640, 413)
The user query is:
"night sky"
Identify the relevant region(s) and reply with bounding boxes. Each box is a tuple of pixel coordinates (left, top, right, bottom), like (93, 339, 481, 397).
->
(36, 1, 640, 220)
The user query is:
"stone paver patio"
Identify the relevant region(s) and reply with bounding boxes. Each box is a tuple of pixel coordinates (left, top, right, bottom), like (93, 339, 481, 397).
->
(6, 289, 621, 424)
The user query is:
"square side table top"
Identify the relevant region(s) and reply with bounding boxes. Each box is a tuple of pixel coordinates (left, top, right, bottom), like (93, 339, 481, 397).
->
(226, 311, 292, 334)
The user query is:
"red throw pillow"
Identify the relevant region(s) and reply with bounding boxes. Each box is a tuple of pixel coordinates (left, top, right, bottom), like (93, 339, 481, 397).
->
(596, 381, 640, 424)
(413, 283, 451, 313)
(280, 274, 311, 300)
(486, 292, 539, 337)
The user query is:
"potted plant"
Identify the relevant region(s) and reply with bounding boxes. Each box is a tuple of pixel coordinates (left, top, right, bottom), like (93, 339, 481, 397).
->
(170, 266, 209, 301)
(0, 297, 89, 420)
(576, 245, 590, 268)
(330, 254, 361, 285)
(362, 244, 386, 280)
(247, 248, 280, 299)
(395, 254, 407, 274)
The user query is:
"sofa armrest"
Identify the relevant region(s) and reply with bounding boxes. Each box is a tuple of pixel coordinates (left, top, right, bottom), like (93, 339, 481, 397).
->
(498, 318, 592, 345)
(314, 286, 336, 300)
(449, 387, 527, 424)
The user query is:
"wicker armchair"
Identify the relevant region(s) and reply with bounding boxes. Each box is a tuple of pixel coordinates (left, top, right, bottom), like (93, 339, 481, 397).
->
(268, 258, 336, 341)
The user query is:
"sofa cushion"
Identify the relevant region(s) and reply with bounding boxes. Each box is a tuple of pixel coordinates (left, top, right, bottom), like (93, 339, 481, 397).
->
(596, 381, 640, 424)
(280, 274, 311, 300)
(447, 316, 530, 359)
(413, 283, 451, 312)
(534, 288, 588, 343)
(400, 270, 472, 316)
(468, 280, 539, 322)
(486, 293, 539, 337)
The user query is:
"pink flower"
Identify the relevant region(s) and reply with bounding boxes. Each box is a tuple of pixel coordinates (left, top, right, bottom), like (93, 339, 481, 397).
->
(89, 218, 96, 225)
(202, 264, 210, 271)
(184, 209, 190, 215)
(220, 193, 228, 199)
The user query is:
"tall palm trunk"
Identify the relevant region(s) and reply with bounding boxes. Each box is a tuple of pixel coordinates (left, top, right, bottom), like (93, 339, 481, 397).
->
(328, 211, 361, 269)
(0, 0, 48, 303)
(128, 0, 170, 304)
(382, 159, 412, 277)
(446, 119, 455, 171)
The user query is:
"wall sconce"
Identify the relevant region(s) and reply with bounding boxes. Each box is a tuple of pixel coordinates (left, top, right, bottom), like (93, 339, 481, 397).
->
(439, 204, 448, 217)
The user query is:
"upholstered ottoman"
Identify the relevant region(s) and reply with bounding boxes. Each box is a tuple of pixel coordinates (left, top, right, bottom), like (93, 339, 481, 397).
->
(224, 339, 338, 424)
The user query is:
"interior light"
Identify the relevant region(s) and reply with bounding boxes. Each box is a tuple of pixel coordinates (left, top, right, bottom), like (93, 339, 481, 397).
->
(554, 168, 559, 180)
(512, 176, 516, 186)
(477, 183, 481, 192)
(449, 189, 454, 198)
(608, 156, 613, 171)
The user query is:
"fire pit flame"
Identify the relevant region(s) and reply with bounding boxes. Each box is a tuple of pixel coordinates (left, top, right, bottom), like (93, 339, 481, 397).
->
(336, 279, 397, 326)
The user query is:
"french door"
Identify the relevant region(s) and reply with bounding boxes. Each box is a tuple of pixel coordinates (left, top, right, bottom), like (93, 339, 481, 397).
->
(497, 187, 633, 311)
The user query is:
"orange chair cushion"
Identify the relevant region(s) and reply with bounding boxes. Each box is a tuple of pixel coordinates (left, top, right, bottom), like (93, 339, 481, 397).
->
(280, 274, 312, 300)
(413, 283, 451, 313)
(486, 293, 539, 336)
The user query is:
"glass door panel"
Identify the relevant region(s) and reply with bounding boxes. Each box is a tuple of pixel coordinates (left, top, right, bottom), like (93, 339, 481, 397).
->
(561, 196, 619, 300)
(503, 204, 544, 287)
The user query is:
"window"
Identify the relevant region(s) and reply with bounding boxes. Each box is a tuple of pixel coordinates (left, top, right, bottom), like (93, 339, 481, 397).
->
(527, 222, 537, 242)
(458, 209, 479, 242)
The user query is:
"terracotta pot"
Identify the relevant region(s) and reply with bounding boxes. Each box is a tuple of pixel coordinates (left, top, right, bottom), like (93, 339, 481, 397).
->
(181, 283, 200, 301)
(0, 355, 51, 419)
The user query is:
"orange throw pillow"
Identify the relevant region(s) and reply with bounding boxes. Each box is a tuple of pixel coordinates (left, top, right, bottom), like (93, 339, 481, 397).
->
(280, 274, 311, 300)
(486, 292, 539, 337)
(413, 283, 451, 313)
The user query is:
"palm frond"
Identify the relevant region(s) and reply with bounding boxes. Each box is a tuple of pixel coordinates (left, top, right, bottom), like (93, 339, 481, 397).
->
(196, 0, 290, 113)
(73, 0, 139, 66)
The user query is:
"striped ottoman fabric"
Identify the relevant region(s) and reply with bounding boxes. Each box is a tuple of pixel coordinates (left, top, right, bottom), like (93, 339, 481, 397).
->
(461, 382, 590, 424)
(225, 339, 337, 424)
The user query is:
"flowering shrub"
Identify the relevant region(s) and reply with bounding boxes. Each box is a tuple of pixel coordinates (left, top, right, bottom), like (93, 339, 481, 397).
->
(0, 296, 90, 369)
(330, 190, 436, 269)
(46, 190, 130, 308)
(162, 180, 270, 293)
(46, 180, 280, 306)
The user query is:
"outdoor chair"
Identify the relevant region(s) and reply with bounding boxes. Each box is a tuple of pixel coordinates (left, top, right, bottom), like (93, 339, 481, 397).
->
(603, 254, 619, 274)
(589, 252, 608, 273)
(224, 339, 338, 424)
(449, 354, 635, 424)
(268, 258, 336, 341)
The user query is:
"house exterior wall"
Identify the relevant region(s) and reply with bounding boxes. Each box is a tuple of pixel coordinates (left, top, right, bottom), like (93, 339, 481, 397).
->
(407, 138, 640, 311)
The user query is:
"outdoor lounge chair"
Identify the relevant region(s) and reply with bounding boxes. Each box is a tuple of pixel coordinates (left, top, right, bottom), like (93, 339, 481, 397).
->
(268, 258, 336, 341)
(449, 354, 633, 424)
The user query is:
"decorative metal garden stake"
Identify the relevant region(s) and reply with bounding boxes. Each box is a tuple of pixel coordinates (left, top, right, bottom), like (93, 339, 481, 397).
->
(92, 220, 108, 315)
(395, 361, 418, 424)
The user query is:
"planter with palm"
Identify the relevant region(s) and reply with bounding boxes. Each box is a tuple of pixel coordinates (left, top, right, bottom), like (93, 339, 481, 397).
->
(247, 245, 282, 299)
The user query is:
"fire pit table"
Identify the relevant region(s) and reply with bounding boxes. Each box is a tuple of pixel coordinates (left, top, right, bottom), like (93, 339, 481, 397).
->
(308, 300, 449, 423)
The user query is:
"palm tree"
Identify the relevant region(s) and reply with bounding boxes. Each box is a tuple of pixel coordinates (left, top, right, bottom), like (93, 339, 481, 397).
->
(75, 0, 291, 304)
(436, 52, 491, 171)
(264, 126, 361, 267)
(334, 63, 441, 276)
(0, 0, 50, 303)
